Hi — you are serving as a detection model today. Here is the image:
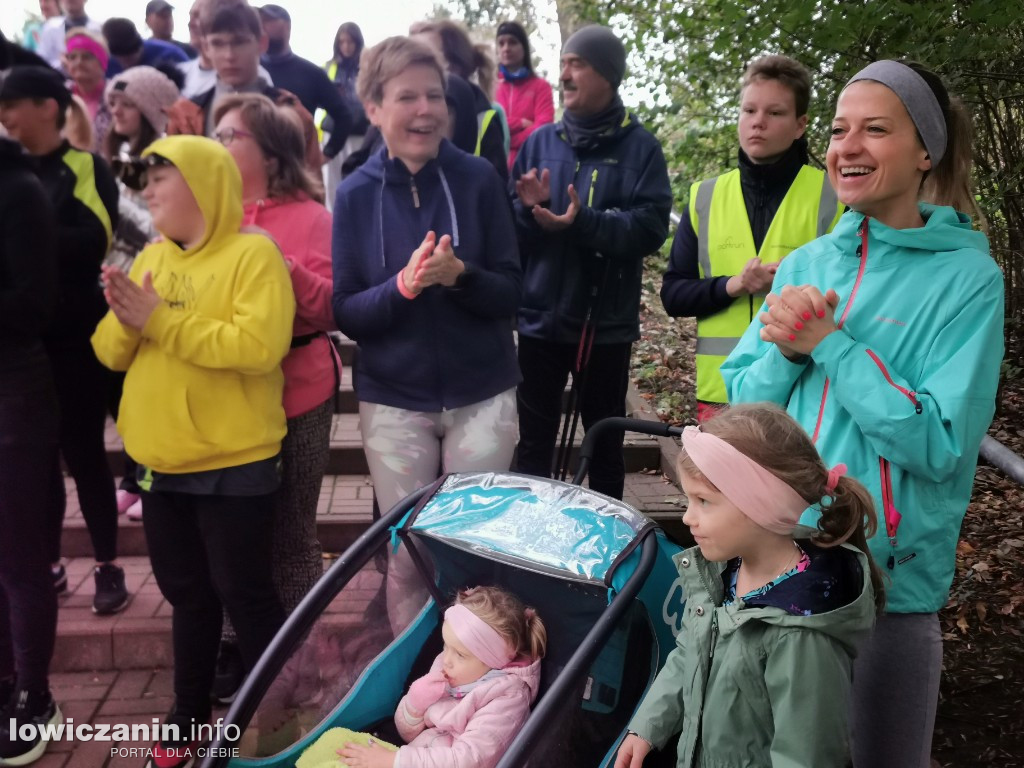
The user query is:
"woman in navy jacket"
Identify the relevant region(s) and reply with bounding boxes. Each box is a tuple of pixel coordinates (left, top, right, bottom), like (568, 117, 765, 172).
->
(332, 36, 521, 630)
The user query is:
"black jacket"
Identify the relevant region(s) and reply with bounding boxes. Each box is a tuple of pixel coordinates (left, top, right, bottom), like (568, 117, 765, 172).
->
(511, 115, 672, 344)
(0, 138, 59, 449)
(261, 51, 353, 157)
(29, 140, 118, 347)
(660, 141, 807, 319)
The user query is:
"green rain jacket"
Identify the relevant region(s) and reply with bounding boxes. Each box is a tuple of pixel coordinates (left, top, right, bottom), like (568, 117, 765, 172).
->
(722, 206, 1003, 613)
(628, 531, 876, 767)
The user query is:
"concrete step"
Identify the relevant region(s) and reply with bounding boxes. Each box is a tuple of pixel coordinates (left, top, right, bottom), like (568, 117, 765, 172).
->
(61, 474, 376, 559)
(51, 557, 379, 674)
(102, 413, 662, 485)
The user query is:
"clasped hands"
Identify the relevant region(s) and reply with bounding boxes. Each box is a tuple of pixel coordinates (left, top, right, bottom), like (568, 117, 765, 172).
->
(101, 264, 162, 331)
(402, 231, 465, 296)
(515, 167, 580, 232)
(759, 284, 841, 359)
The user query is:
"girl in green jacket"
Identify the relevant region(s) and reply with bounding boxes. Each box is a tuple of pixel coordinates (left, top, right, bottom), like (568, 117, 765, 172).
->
(617, 403, 882, 768)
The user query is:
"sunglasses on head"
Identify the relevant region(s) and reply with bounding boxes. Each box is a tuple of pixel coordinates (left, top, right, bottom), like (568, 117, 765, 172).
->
(110, 153, 174, 192)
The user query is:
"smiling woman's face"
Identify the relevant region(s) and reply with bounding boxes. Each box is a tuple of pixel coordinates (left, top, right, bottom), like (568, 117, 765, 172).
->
(366, 64, 448, 174)
(826, 80, 932, 221)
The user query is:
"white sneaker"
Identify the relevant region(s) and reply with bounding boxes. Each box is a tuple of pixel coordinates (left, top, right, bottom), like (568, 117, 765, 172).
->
(126, 499, 143, 521)
(116, 489, 140, 514)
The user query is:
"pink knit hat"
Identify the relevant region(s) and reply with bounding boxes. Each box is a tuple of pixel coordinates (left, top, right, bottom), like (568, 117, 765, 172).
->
(105, 66, 180, 135)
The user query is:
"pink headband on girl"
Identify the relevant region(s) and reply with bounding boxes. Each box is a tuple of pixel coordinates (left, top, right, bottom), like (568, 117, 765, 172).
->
(682, 426, 809, 535)
(66, 34, 110, 72)
(444, 604, 515, 670)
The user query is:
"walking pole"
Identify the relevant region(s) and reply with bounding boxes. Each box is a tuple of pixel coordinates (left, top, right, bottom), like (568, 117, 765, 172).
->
(555, 254, 611, 481)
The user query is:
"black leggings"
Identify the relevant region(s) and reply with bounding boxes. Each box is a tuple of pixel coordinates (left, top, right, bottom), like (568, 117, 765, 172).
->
(142, 489, 285, 718)
(45, 341, 119, 563)
(515, 337, 632, 499)
(0, 363, 60, 693)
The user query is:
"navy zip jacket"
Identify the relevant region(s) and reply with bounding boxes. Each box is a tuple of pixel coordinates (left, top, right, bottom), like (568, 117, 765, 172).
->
(332, 140, 522, 412)
(511, 115, 672, 345)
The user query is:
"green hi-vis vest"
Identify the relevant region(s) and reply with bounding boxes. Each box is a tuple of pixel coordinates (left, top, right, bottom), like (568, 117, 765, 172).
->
(62, 147, 112, 250)
(475, 108, 498, 157)
(314, 61, 340, 142)
(690, 165, 841, 404)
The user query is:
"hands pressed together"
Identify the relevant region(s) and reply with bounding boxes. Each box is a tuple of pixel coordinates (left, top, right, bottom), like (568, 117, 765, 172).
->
(101, 264, 162, 331)
(402, 232, 465, 296)
(759, 284, 842, 360)
(515, 168, 580, 232)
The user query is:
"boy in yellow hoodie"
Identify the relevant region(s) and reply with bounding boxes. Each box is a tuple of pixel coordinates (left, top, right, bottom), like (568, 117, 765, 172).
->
(91, 134, 295, 768)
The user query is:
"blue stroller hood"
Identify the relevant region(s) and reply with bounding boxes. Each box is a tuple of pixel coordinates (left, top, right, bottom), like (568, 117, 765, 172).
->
(405, 471, 659, 585)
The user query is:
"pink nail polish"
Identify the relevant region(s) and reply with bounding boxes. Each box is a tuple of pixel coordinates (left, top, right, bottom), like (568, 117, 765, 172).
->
(788, 334, 796, 341)
(795, 321, 804, 330)
(802, 311, 811, 320)
(817, 310, 825, 318)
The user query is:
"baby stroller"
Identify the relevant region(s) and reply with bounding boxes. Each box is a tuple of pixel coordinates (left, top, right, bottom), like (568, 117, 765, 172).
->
(204, 418, 686, 768)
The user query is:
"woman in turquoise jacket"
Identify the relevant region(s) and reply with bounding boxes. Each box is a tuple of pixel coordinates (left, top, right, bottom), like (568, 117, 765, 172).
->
(722, 61, 1004, 768)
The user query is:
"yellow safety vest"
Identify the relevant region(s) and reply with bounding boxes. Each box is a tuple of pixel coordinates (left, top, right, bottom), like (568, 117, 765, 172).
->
(690, 165, 841, 404)
(474, 108, 497, 157)
(314, 61, 339, 141)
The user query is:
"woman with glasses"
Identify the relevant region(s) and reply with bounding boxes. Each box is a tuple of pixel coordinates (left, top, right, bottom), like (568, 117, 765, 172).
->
(210, 93, 337, 694)
(102, 65, 182, 521)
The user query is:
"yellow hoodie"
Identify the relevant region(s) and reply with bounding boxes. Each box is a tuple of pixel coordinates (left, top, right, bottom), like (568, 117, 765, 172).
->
(91, 136, 296, 474)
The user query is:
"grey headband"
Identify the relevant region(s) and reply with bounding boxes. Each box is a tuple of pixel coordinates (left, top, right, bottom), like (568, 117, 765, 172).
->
(846, 60, 947, 163)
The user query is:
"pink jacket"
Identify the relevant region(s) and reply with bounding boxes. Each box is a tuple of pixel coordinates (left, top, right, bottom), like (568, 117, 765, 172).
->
(393, 654, 541, 768)
(496, 74, 555, 170)
(242, 195, 338, 419)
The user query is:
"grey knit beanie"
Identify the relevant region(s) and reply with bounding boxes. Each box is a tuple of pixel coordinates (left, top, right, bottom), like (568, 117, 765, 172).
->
(562, 25, 626, 89)
(104, 66, 180, 136)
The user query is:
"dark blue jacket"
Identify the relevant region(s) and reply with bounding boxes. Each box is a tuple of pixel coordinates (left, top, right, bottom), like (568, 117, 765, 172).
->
(511, 116, 672, 344)
(332, 140, 522, 412)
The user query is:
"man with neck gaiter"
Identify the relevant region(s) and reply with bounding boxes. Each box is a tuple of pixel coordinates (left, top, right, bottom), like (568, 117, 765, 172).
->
(510, 25, 671, 500)
(661, 55, 843, 423)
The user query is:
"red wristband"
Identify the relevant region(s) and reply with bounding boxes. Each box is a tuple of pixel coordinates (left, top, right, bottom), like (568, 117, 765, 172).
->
(397, 271, 417, 300)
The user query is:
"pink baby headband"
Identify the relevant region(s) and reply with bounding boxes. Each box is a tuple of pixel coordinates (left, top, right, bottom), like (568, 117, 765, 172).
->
(444, 604, 516, 670)
(682, 425, 809, 535)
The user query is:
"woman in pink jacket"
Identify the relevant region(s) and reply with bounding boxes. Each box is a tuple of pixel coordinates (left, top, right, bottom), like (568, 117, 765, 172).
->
(340, 586, 546, 768)
(495, 21, 554, 170)
(211, 93, 338, 696)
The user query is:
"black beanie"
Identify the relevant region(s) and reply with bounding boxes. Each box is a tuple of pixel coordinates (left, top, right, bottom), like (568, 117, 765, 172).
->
(562, 25, 625, 89)
(0, 65, 72, 110)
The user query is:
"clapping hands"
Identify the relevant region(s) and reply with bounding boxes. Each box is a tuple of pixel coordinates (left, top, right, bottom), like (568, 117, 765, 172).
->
(101, 264, 162, 331)
(515, 168, 581, 232)
(401, 232, 465, 296)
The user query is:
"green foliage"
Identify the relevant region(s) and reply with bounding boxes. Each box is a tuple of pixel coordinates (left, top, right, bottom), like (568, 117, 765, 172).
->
(573, 0, 1024, 359)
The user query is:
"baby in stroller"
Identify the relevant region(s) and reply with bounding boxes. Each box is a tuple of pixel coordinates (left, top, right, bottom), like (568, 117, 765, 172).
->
(301, 586, 546, 768)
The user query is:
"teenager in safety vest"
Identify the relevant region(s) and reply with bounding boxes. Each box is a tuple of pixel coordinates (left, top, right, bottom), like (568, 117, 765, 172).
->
(661, 55, 842, 422)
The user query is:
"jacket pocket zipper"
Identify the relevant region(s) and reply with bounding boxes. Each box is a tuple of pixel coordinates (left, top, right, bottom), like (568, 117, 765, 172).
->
(587, 168, 598, 206)
(879, 457, 902, 569)
(866, 349, 923, 413)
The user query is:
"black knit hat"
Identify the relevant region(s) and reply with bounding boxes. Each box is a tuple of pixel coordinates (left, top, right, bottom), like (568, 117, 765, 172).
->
(0, 65, 71, 109)
(562, 25, 626, 89)
(496, 21, 532, 75)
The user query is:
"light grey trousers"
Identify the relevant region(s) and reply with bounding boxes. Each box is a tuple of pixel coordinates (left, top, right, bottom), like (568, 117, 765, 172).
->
(359, 389, 518, 631)
(852, 612, 942, 768)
